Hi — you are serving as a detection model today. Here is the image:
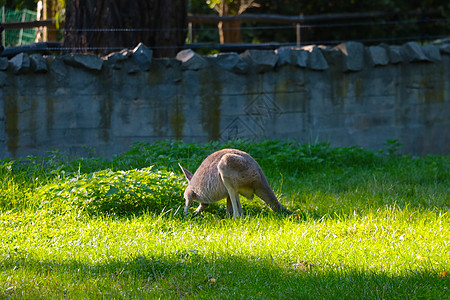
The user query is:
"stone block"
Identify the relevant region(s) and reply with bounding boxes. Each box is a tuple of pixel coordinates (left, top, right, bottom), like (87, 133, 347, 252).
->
(440, 44, 450, 54)
(0, 71, 7, 87)
(104, 49, 131, 69)
(176, 49, 209, 70)
(63, 53, 104, 71)
(422, 44, 442, 62)
(302, 45, 328, 71)
(291, 49, 309, 68)
(48, 56, 67, 77)
(401, 42, 429, 62)
(320, 46, 342, 66)
(367, 45, 389, 66)
(0, 57, 8, 71)
(131, 42, 153, 71)
(275, 47, 294, 66)
(275, 47, 309, 68)
(241, 49, 278, 72)
(334, 41, 365, 71)
(208, 52, 249, 74)
(9, 52, 30, 74)
(386, 45, 403, 64)
(30, 54, 48, 73)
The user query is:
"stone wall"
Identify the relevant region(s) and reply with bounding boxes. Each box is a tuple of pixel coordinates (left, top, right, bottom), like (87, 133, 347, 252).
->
(1, 41, 449, 158)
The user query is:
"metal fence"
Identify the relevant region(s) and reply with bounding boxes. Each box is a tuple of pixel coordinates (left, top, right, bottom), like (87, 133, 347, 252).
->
(187, 11, 450, 49)
(1, 10, 449, 55)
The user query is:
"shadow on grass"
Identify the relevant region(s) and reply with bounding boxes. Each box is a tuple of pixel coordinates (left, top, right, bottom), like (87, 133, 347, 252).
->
(100, 196, 446, 224)
(2, 252, 447, 299)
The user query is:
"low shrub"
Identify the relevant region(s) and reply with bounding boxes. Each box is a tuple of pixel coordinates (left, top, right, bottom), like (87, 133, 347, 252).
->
(36, 167, 186, 215)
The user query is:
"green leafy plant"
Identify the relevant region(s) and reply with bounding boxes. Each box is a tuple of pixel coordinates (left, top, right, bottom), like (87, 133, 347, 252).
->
(383, 139, 404, 155)
(37, 167, 185, 215)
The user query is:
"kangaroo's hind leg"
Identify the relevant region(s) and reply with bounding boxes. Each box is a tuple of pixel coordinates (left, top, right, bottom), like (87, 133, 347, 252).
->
(226, 196, 233, 215)
(227, 195, 243, 215)
(218, 154, 246, 219)
(224, 189, 242, 219)
(217, 176, 242, 219)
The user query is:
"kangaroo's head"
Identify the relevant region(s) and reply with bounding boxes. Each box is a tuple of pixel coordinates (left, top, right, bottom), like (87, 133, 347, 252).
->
(179, 163, 196, 215)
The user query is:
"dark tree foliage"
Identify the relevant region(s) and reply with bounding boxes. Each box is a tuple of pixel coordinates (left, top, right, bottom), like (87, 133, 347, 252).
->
(63, 0, 187, 57)
(190, 0, 450, 46)
(1, 0, 36, 10)
(249, 0, 450, 44)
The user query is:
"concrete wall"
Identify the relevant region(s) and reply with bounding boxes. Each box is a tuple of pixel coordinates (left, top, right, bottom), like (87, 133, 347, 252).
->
(1, 41, 449, 158)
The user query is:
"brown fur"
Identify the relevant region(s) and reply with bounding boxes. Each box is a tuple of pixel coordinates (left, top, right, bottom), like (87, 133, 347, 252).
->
(179, 149, 287, 219)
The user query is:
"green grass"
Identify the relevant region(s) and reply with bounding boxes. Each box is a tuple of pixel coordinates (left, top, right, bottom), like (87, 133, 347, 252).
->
(1, 140, 449, 299)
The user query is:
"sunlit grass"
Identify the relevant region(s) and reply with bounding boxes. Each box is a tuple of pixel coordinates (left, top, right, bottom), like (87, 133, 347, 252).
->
(1, 210, 448, 299)
(0, 140, 449, 299)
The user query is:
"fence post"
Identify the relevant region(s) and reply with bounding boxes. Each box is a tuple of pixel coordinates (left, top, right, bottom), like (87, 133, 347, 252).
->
(296, 23, 301, 46)
(188, 22, 193, 44)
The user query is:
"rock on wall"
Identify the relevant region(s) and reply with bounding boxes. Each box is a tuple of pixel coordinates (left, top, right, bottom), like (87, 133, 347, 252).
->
(1, 41, 449, 158)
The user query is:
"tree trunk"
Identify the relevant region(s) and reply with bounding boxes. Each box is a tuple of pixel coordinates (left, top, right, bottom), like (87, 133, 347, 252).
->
(218, 19, 242, 44)
(216, 1, 245, 44)
(63, 0, 187, 57)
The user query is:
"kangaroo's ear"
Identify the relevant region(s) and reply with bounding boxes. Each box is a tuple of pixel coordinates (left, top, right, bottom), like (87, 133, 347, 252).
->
(178, 163, 193, 182)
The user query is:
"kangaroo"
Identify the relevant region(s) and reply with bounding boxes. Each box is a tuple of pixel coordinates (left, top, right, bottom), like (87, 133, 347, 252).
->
(178, 149, 289, 219)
